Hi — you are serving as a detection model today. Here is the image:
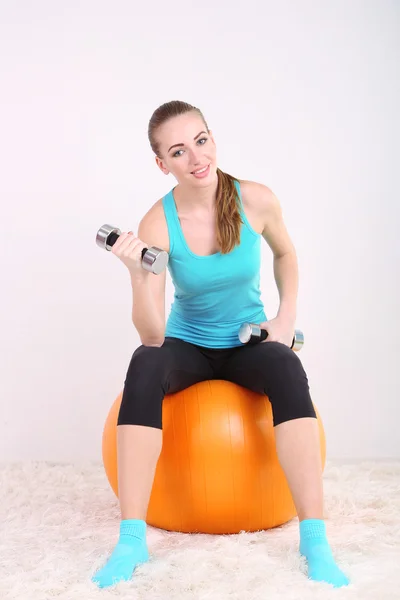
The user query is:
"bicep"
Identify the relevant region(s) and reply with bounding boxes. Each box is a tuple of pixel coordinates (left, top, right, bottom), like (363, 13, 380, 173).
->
(261, 189, 296, 258)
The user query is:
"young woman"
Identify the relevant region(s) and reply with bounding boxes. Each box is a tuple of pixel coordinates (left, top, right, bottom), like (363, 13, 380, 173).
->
(92, 100, 349, 589)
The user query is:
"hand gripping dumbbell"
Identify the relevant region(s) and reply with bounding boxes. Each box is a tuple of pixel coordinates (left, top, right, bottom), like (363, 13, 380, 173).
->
(238, 323, 304, 352)
(96, 224, 169, 275)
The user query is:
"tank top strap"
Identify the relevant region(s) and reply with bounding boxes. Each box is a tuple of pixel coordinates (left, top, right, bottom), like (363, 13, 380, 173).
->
(161, 189, 182, 255)
(234, 178, 259, 238)
(162, 179, 258, 257)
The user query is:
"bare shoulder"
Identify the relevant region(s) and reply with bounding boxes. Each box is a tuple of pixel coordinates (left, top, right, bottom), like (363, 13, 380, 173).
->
(239, 179, 277, 214)
(238, 179, 279, 234)
(239, 179, 295, 258)
(138, 197, 170, 253)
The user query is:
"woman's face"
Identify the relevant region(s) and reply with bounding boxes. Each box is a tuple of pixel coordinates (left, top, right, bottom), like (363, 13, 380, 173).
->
(155, 112, 217, 187)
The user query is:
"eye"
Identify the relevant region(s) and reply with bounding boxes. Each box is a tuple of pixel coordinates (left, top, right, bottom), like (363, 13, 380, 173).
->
(172, 138, 208, 158)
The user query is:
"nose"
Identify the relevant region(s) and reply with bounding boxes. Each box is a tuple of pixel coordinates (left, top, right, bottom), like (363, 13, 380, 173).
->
(189, 147, 203, 164)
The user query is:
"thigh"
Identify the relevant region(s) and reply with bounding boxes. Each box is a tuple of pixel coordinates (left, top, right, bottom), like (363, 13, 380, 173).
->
(119, 337, 215, 428)
(125, 336, 214, 395)
(216, 341, 309, 396)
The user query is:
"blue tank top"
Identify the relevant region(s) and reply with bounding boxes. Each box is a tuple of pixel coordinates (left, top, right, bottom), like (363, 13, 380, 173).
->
(162, 179, 267, 348)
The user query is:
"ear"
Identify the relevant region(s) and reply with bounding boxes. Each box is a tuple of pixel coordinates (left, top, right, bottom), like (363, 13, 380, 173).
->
(155, 155, 169, 175)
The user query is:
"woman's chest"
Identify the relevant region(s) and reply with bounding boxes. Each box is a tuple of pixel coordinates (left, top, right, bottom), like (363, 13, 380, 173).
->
(179, 214, 220, 255)
(178, 208, 263, 257)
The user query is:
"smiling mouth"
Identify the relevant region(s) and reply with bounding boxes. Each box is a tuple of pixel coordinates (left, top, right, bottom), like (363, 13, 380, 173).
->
(191, 164, 210, 174)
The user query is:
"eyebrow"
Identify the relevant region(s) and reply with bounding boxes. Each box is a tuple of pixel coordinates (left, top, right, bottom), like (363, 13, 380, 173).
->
(168, 131, 207, 153)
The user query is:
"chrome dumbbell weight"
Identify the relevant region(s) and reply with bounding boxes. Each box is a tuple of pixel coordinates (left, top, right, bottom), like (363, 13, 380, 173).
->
(238, 323, 304, 352)
(96, 224, 169, 275)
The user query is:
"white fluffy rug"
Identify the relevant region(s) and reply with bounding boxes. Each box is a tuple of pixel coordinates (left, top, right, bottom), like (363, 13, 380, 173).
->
(1, 461, 399, 600)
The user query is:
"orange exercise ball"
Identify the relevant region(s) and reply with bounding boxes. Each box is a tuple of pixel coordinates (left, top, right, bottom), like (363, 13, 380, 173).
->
(102, 379, 326, 534)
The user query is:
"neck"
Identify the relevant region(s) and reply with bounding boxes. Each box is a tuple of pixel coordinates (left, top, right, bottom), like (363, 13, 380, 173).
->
(174, 175, 219, 213)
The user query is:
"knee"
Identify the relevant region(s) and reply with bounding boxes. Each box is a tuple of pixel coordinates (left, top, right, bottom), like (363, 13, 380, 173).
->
(265, 341, 307, 380)
(263, 342, 316, 425)
(118, 345, 169, 429)
(124, 344, 169, 384)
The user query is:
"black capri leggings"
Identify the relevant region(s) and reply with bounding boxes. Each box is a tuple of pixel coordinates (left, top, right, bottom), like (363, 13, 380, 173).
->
(118, 336, 316, 429)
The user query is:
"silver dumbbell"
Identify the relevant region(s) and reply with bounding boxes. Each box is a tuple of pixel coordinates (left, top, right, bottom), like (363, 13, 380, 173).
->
(96, 224, 169, 275)
(238, 323, 304, 352)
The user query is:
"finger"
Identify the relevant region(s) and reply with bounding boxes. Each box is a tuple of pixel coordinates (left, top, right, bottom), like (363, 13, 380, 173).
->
(122, 239, 147, 258)
(111, 232, 138, 254)
(110, 231, 132, 250)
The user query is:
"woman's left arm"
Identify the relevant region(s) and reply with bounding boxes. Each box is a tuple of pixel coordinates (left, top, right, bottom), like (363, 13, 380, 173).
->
(262, 189, 298, 322)
(248, 182, 299, 345)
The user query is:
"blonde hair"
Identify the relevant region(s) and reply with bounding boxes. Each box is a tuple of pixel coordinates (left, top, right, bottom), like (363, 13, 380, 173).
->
(148, 100, 243, 254)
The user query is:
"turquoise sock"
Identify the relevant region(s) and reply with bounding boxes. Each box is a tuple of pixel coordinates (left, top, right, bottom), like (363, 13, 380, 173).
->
(92, 519, 149, 588)
(299, 519, 349, 588)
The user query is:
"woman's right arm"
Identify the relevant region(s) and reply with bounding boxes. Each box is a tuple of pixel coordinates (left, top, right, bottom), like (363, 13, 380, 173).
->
(112, 201, 169, 347)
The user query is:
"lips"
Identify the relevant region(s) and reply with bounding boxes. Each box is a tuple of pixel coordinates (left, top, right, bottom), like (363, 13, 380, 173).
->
(191, 164, 210, 174)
